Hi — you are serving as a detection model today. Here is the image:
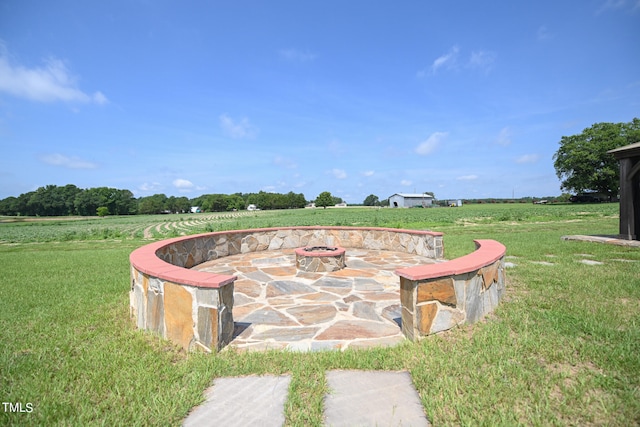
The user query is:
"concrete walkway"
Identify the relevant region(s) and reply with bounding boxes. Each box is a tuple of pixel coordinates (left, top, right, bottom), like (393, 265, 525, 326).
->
(183, 371, 430, 426)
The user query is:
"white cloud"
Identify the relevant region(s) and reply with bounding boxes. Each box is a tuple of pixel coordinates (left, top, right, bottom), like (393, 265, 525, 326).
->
(537, 25, 553, 41)
(431, 45, 459, 74)
(93, 91, 108, 105)
(278, 48, 317, 62)
(416, 132, 448, 155)
(173, 178, 194, 189)
(596, 0, 627, 13)
(331, 168, 347, 179)
(516, 154, 540, 164)
(419, 46, 498, 77)
(219, 114, 258, 139)
(468, 50, 496, 72)
(273, 155, 297, 169)
(401, 179, 412, 186)
(40, 153, 97, 169)
(0, 45, 108, 104)
(457, 175, 478, 181)
(495, 127, 512, 146)
(362, 170, 375, 177)
(328, 139, 346, 155)
(595, 0, 640, 13)
(139, 182, 163, 192)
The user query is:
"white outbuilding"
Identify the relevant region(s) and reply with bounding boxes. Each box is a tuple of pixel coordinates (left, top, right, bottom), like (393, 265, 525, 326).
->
(388, 193, 434, 208)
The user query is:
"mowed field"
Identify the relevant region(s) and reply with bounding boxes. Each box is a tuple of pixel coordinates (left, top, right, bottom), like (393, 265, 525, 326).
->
(1, 203, 639, 425)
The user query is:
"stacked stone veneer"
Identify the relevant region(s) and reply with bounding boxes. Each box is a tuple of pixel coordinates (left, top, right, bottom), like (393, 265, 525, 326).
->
(129, 244, 235, 353)
(154, 226, 444, 266)
(295, 246, 347, 272)
(395, 239, 506, 340)
(130, 227, 444, 352)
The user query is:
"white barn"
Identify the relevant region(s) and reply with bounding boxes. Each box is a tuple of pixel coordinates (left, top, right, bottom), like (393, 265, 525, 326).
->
(389, 193, 434, 208)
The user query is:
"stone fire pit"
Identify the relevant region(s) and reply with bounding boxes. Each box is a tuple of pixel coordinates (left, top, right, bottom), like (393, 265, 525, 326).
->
(130, 226, 506, 353)
(295, 245, 346, 272)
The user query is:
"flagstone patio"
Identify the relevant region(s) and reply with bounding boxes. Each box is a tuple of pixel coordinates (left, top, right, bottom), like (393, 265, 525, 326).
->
(193, 248, 441, 351)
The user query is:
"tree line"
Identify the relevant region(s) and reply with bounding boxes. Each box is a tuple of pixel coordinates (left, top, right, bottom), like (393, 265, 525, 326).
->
(0, 185, 309, 217)
(3, 118, 636, 217)
(0, 185, 137, 217)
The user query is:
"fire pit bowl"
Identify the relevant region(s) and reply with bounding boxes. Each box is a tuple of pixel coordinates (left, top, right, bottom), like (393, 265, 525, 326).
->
(295, 245, 346, 272)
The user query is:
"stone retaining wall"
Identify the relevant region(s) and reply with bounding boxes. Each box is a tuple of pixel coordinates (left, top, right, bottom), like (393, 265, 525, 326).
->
(130, 227, 444, 352)
(395, 239, 507, 340)
(155, 226, 444, 267)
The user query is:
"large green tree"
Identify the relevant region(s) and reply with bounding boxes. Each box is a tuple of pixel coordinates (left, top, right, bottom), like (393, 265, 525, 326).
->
(75, 187, 136, 216)
(315, 191, 334, 209)
(363, 194, 379, 206)
(553, 118, 640, 199)
(26, 184, 82, 216)
(137, 194, 168, 214)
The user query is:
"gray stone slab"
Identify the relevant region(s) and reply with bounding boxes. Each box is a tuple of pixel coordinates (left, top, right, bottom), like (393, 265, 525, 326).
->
(183, 375, 291, 427)
(352, 301, 382, 321)
(580, 259, 604, 265)
(312, 277, 353, 288)
(324, 370, 430, 426)
(252, 256, 292, 266)
(561, 234, 640, 247)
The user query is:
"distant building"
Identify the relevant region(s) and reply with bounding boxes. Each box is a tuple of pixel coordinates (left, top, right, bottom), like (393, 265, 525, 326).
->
(334, 202, 347, 207)
(247, 204, 258, 211)
(190, 206, 201, 213)
(388, 193, 434, 208)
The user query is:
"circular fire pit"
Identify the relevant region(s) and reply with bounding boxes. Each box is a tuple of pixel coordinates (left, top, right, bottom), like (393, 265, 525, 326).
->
(295, 245, 346, 272)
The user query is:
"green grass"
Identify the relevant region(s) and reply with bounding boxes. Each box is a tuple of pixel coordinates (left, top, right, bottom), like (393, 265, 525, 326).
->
(1, 204, 639, 425)
(0, 202, 619, 243)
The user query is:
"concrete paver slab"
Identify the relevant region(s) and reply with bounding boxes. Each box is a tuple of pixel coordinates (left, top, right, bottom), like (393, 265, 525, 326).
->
(183, 375, 291, 427)
(324, 370, 430, 426)
(561, 234, 640, 247)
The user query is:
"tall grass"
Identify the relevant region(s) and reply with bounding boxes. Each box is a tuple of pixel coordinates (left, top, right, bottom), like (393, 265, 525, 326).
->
(1, 204, 638, 425)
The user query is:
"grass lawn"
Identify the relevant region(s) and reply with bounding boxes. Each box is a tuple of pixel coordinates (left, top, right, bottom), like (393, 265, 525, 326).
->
(1, 204, 639, 425)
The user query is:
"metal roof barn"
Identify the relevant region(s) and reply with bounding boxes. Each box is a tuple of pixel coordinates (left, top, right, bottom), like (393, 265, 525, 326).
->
(389, 193, 433, 208)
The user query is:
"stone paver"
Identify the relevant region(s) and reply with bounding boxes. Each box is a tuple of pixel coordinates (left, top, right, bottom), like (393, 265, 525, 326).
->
(182, 375, 291, 427)
(580, 259, 604, 265)
(183, 371, 431, 426)
(561, 234, 640, 247)
(193, 248, 439, 351)
(324, 370, 430, 426)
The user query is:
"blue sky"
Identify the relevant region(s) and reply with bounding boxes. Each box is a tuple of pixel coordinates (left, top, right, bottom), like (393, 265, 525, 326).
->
(1, 1, 639, 203)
